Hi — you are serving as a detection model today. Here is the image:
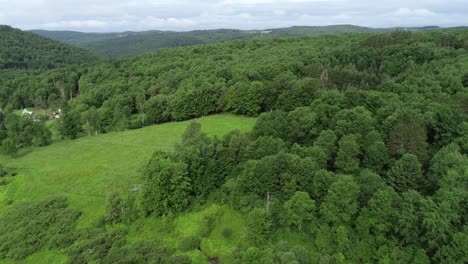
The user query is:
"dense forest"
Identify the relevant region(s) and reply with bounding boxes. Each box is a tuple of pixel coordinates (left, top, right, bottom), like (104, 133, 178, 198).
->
(0, 25, 97, 70)
(0, 27, 467, 263)
(31, 25, 453, 58)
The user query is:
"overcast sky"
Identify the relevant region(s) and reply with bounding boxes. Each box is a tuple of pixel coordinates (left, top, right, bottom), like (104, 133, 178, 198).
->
(0, 0, 467, 32)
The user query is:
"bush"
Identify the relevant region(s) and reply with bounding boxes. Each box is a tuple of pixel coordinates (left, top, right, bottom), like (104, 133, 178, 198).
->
(165, 255, 192, 264)
(0, 197, 81, 260)
(103, 241, 172, 264)
(67, 228, 128, 263)
(200, 215, 216, 237)
(179, 236, 201, 252)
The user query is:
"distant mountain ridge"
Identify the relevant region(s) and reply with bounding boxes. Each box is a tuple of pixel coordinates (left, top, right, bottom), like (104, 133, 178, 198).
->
(29, 24, 454, 58)
(0, 25, 97, 70)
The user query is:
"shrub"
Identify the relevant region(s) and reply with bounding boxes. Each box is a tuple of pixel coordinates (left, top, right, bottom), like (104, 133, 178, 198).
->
(165, 255, 192, 264)
(179, 236, 201, 252)
(0, 197, 81, 260)
(200, 215, 216, 237)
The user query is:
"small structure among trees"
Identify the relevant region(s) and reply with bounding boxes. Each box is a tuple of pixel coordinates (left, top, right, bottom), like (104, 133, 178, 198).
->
(50, 108, 61, 120)
(21, 108, 33, 116)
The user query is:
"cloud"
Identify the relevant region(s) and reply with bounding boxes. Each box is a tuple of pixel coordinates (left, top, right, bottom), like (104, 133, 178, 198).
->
(394, 8, 436, 17)
(0, 0, 466, 32)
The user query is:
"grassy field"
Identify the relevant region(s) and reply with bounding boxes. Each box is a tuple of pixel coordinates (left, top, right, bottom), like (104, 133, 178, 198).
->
(0, 114, 256, 228)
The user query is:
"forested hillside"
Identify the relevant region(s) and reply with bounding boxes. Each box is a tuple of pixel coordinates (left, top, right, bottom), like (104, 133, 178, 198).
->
(0, 25, 97, 70)
(29, 30, 131, 45)
(0, 29, 467, 263)
(31, 25, 376, 57)
(30, 25, 446, 58)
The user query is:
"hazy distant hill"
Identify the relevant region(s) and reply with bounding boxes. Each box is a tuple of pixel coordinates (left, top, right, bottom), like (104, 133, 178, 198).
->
(29, 30, 128, 45)
(30, 24, 447, 58)
(0, 25, 97, 70)
(29, 25, 374, 57)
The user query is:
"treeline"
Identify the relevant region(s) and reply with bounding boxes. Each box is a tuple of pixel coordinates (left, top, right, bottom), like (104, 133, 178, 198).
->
(32, 25, 374, 58)
(0, 108, 51, 156)
(32, 25, 463, 58)
(2, 30, 467, 139)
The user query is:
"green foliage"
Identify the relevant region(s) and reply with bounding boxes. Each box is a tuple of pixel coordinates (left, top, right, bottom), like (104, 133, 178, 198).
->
(3, 29, 467, 141)
(67, 228, 173, 264)
(0, 111, 52, 154)
(387, 154, 425, 193)
(238, 153, 316, 199)
(362, 131, 389, 174)
(104, 191, 125, 224)
(141, 152, 192, 216)
(82, 106, 101, 135)
(311, 169, 336, 203)
(244, 136, 286, 160)
(320, 175, 360, 225)
(175, 122, 231, 197)
(0, 197, 80, 260)
(283, 191, 316, 231)
(226, 81, 266, 116)
(428, 143, 467, 192)
(314, 129, 338, 165)
(103, 191, 139, 225)
(357, 188, 400, 237)
(32, 25, 382, 58)
(1, 28, 468, 263)
(333, 106, 376, 137)
(58, 110, 82, 139)
(334, 134, 361, 174)
(165, 255, 193, 264)
(356, 169, 386, 206)
(0, 138, 17, 156)
(103, 241, 174, 264)
(0, 115, 254, 263)
(67, 228, 127, 263)
(247, 208, 273, 244)
(386, 110, 429, 162)
(179, 236, 201, 252)
(434, 229, 468, 263)
(0, 25, 96, 70)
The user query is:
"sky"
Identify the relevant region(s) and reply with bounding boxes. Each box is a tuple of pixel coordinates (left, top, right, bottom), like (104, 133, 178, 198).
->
(0, 0, 467, 32)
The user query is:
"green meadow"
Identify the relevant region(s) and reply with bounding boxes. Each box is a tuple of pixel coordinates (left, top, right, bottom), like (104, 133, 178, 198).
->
(0, 114, 256, 228)
(0, 114, 256, 264)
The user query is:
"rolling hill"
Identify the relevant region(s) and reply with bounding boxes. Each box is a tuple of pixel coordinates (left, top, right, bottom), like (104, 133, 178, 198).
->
(29, 25, 378, 58)
(0, 28, 466, 264)
(0, 25, 97, 70)
(30, 25, 450, 58)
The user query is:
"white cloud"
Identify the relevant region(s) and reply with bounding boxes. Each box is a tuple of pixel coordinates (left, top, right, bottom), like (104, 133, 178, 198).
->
(273, 10, 286, 15)
(0, 0, 466, 32)
(394, 8, 436, 17)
